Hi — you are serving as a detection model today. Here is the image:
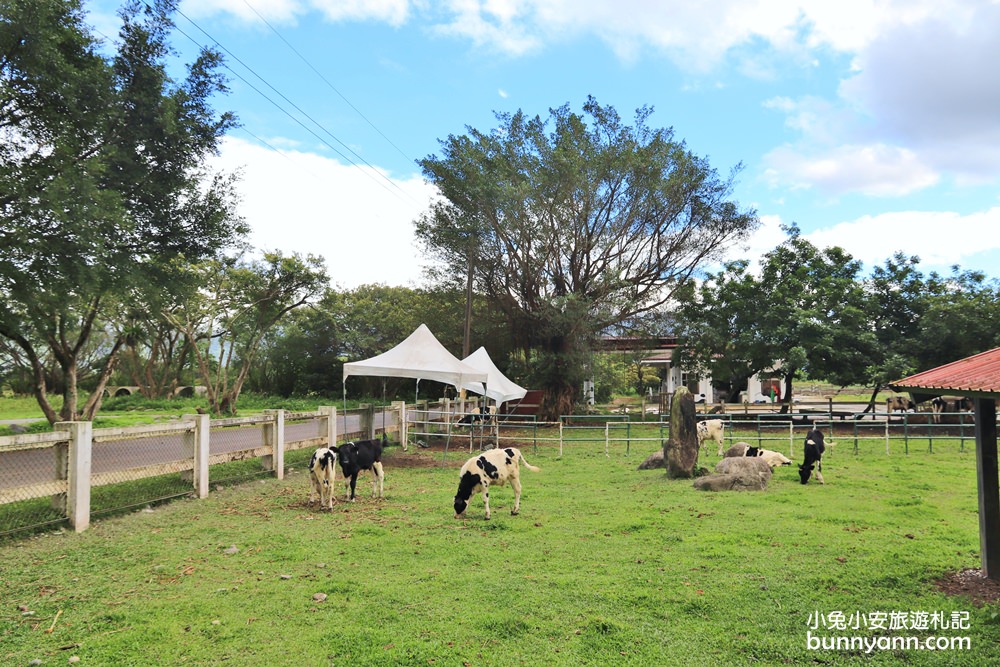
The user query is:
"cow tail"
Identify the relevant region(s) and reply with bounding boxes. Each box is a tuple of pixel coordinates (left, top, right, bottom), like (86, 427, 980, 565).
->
(518, 450, 540, 473)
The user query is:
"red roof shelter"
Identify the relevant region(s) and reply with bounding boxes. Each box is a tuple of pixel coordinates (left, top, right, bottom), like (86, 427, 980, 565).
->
(891, 347, 1000, 580)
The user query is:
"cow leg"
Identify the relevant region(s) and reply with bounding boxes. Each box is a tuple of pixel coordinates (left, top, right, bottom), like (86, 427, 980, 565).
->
(717, 439, 724, 457)
(815, 462, 824, 485)
(482, 483, 491, 520)
(372, 462, 384, 498)
(348, 474, 358, 501)
(510, 476, 522, 515)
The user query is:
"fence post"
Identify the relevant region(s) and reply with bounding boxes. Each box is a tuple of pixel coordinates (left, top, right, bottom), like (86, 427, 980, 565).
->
(183, 413, 210, 498)
(318, 406, 338, 448)
(54, 422, 92, 532)
(262, 409, 285, 480)
(358, 403, 375, 439)
(391, 401, 407, 450)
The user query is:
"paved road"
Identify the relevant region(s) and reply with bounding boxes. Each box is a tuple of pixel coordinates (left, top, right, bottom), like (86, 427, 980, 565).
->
(0, 411, 392, 492)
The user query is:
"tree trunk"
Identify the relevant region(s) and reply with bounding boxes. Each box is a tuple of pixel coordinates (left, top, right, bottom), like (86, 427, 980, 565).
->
(664, 387, 699, 478)
(779, 372, 795, 414)
(862, 385, 881, 414)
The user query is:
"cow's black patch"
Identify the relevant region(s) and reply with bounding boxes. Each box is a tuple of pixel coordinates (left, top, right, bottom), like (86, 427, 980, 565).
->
(455, 470, 481, 515)
(504, 448, 516, 458)
(746, 446, 761, 457)
(505, 457, 512, 466)
(478, 456, 499, 479)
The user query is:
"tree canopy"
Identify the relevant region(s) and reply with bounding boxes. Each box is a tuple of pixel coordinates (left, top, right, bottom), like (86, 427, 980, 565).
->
(0, 0, 247, 423)
(417, 97, 758, 418)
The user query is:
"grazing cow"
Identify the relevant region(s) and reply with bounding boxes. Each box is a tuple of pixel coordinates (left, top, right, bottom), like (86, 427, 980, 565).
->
(336, 435, 386, 501)
(696, 419, 727, 456)
(456, 405, 492, 426)
(744, 446, 793, 468)
(887, 396, 915, 412)
(454, 447, 539, 520)
(308, 447, 338, 510)
(798, 428, 826, 485)
(930, 397, 946, 424)
(931, 396, 974, 423)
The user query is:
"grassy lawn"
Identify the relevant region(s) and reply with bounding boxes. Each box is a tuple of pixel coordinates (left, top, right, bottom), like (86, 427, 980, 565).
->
(2, 439, 999, 666)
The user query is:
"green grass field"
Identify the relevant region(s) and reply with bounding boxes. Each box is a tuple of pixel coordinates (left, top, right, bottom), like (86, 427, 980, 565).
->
(2, 439, 998, 666)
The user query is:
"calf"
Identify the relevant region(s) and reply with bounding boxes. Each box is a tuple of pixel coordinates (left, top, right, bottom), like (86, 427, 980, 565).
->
(798, 428, 826, 484)
(744, 446, 793, 468)
(454, 447, 539, 520)
(336, 435, 386, 501)
(696, 419, 727, 456)
(308, 447, 338, 510)
(887, 396, 915, 412)
(456, 405, 491, 426)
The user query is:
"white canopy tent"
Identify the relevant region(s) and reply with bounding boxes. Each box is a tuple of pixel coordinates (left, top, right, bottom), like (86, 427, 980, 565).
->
(461, 347, 527, 406)
(342, 324, 488, 402)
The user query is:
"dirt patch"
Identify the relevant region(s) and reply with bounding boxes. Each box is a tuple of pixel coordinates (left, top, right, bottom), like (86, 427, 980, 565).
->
(933, 568, 1000, 607)
(383, 448, 463, 468)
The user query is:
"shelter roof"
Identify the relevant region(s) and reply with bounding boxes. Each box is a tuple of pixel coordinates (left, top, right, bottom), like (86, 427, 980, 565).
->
(461, 347, 528, 405)
(342, 324, 487, 389)
(891, 347, 1000, 398)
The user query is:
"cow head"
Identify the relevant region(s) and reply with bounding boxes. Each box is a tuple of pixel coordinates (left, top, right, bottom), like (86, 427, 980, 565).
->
(454, 470, 480, 518)
(798, 462, 813, 484)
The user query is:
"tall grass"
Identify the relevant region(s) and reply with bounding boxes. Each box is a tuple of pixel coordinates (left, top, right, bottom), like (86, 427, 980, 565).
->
(1, 441, 997, 666)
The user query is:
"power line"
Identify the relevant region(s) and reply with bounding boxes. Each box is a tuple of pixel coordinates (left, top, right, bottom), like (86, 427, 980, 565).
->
(241, 0, 415, 166)
(167, 4, 417, 203)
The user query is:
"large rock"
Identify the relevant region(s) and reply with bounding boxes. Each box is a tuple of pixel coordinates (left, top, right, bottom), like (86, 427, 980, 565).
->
(693, 456, 772, 492)
(664, 387, 699, 478)
(723, 442, 751, 458)
(637, 450, 665, 470)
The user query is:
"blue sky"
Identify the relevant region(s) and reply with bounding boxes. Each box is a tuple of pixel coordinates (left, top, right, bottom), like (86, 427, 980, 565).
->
(82, 0, 1000, 288)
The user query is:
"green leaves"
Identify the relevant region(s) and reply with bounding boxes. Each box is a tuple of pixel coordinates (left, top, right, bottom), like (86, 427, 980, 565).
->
(417, 98, 758, 417)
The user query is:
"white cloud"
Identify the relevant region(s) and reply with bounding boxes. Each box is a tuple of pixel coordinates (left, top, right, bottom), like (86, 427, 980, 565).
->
(763, 144, 940, 197)
(805, 208, 1000, 270)
(725, 207, 1000, 275)
(837, 2, 1000, 177)
(210, 137, 437, 288)
(183, 0, 412, 25)
(761, 2, 1000, 195)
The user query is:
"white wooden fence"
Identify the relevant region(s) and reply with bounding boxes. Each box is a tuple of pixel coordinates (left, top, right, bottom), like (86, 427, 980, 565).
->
(0, 404, 413, 534)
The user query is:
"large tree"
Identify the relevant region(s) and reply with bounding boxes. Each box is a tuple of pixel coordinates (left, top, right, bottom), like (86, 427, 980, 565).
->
(672, 227, 877, 409)
(756, 230, 876, 409)
(163, 252, 328, 416)
(0, 0, 246, 423)
(672, 259, 775, 402)
(417, 98, 758, 419)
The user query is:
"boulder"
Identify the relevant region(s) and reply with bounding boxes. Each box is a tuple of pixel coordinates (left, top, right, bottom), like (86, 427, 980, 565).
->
(693, 456, 772, 492)
(723, 442, 751, 458)
(637, 450, 665, 470)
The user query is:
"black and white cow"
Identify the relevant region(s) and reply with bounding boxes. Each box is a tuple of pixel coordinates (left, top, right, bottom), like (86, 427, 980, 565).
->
(456, 405, 494, 426)
(798, 428, 826, 485)
(454, 447, 539, 519)
(887, 396, 915, 412)
(336, 435, 386, 501)
(744, 446, 793, 468)
(308, 447, 338, 510)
